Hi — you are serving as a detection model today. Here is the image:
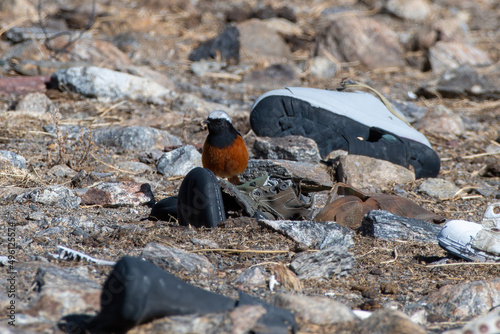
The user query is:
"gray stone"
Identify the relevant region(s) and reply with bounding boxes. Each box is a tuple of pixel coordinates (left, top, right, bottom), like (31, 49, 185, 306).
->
(43, 125, 85, 140)
(15, 92, 54, 112)
(243, 63, 300, 91)
(416, 65, 500, 100)
(316, 16, 405, 70)
(24, 265, 101, 321)
(48, 164, 77, 178)
(190, 237, 219, 249)
(275, 294, 357, 325)
(359, 309, 426, 334)
(114, 161, 152, 173)
(418, 178, 460, 200)
(79, 181, 154, 207)
(141, 242, 215, 277)
(260, 220, 354, 250)
(290, 244, 355, 279)
(336, 155, 415, 192)
(0, 150, 27, 169)
(415, 105, 465, 138)
(51, 66, 176, 104)
(253, 136, 321, 163)
(390, 100, 428, 123)
(237, 19, 293, 65)
(15, 185, 81, 209)
(360, 210, 442, 243)
(309, 56, 338, 79)
(407, 279, 500, 323)
(157, 145, 202, 177)
(429, 41, 492, 74)
(190, 60, 224, 77)
(385, 0, 431, 22)
(240, 159, 333, 191)
(92, 126, 181, 151)
(234, 266, 267, 287)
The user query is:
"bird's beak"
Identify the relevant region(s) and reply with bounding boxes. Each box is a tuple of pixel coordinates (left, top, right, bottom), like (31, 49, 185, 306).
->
(203, 120, 209, 124)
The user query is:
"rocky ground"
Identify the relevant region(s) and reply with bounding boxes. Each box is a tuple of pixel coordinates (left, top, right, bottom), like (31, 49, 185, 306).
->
(0, 0, 499, 333)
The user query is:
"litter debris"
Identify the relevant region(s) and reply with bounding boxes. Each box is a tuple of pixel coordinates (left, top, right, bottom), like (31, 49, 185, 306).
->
(49, 245, 116, 266)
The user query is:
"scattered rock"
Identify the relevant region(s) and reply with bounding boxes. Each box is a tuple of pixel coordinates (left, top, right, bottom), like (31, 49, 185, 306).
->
(234, 266, 267, 287)
(416, 65, 500, 100)
(79, 181, 154, 207)
(190, 237, 219, 249)
(360, 210, 442, 243)
(316, 16, 405, 70)
(47, 164, 77, 178)
(237, 19, 293, 65)
(390, 100, 428, 123)
(23, 265, 100, 321)
(418, 178, 460, 200)
(0, 150, 27, 169)
(92, 126, 181, 151)
(290, 244, 355, 279)
(429, 41, 492, 73)
(385, 0, 431, 22)
(189, 26, 240, 63)
(240, 159, 333, 191)
(275, 294, 357, 325)
(15, 185, 81, 209)
(414, 105, 465, 137)
(141, 242, 215, 277)
(359, 309, 427, 334)
(253, 136, 321, 163)
(308, 56, 338, 79)
(0, 76, 50, 95)
(336, 155, 416, 192)
(157, 145, 202, 177)
(243, 63, 300, 91)
(260, 219, 354, 250)
(50, 66, 176, 104)
(114, 161, 152, 174)
(14, 92, 54, 113)
(411, 279, 500, 322)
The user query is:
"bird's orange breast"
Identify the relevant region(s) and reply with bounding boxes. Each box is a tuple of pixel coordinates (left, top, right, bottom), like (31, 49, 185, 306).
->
(202, 135, 248, 178)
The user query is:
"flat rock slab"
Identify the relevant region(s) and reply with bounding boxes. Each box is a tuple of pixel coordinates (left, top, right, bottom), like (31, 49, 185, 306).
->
(157, 145, 202, 177)
(79, 181, 154, 207)
(92, 126, 181, 151)
(253, 135, 321, 163)
(141, 242, 215, 277)
(407, 278, 500, 323)
(360, 210, 442, 243)
(336, 155, 415, 192)
(274, 294, 357, 325)
(0, 76, 50, 95)
(290, 244, 355, 279)
(260, 219, 353, 250)
(50, 66, 176, 104)
(15, 185, 81, 209)
(240, 159, 333, 191)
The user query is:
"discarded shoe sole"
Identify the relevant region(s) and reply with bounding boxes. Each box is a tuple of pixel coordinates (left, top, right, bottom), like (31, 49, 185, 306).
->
(314, 183, 444, 228)
(88, 256, 297, 333)
(437, 220, 500, 262)
(250, 87, 440, 178)
(177, 167, 226, 228)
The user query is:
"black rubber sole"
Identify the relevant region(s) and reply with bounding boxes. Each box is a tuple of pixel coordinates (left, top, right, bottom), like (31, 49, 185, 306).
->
(250, 95, 440, 178)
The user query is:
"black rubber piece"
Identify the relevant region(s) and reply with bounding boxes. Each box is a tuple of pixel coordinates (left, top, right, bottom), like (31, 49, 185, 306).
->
(88, 256, 297, 334)
(250, 95, 440, 178)
(177, 167, 227, 228)
(87, 256, 235, 334)
(149, 196, 178, 221)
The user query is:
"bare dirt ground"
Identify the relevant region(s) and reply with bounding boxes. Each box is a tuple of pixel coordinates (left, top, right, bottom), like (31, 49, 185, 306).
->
(0, 0, 499, 333)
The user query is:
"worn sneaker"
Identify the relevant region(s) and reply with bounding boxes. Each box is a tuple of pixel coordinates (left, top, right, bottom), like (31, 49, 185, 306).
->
(437, 220, 500, 262)
(220, 173, 314, 220)
(250, 87, 440, 178)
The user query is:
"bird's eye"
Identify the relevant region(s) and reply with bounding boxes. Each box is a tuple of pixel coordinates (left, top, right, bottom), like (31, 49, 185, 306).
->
(215, 120, 223, 125)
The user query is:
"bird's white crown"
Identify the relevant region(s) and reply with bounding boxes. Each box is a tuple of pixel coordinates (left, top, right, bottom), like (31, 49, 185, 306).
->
(208, 110, 232, 123)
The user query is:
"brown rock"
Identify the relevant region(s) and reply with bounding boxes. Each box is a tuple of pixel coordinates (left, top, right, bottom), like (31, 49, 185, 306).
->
(316, 16, 405, 70)
(429, 41, 492, 73)
(0, 76, 50, 95)
(237, 19, 293, 65)
(415, 105, 465, 137)
(336, 155, 415, 192)
(79, 181, 154, 207)
(275, 294, 357, 325)
(359, 309, 426, 334)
